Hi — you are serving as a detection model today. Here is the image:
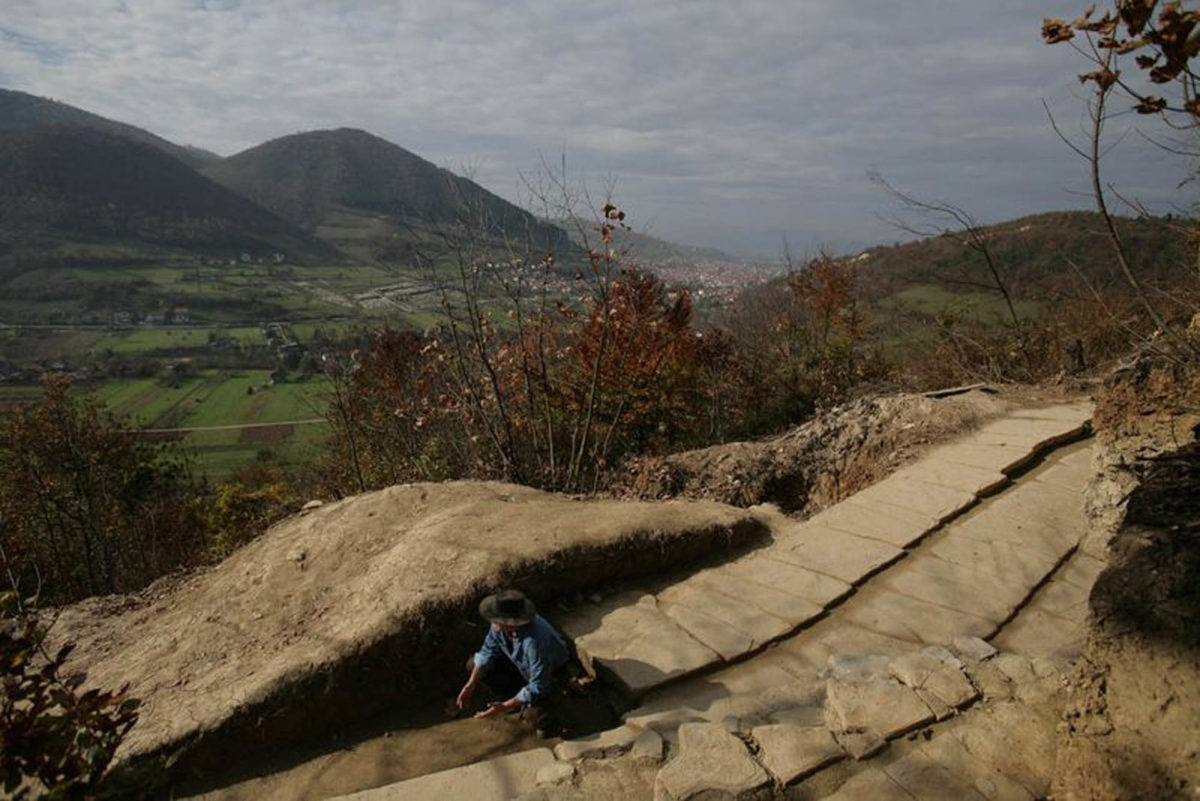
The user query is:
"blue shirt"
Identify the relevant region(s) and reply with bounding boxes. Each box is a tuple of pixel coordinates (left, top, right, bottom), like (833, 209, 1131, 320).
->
(473, 614, 569, 705)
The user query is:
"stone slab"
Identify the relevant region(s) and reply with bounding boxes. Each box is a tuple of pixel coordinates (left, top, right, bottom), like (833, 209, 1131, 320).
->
(874, 556, 1025, 623)
(659, 599, 754, 661)
(1055, 552, 1106, 590)
(811, 498, 937, 548)
(888, 651, 979, 710)
(333, 748, 555, 800)
(554, 724, 643, 761)
(690, 568, 824, 629)
(823, 676, 935, 739)
(919, 733, 1035, 801)
(626, 660, 805, 734)
(659, 577, 795, 644)
(825, 766, 917, 800)
(978, 417, 1086, 445)
(834, 729, 888, 760)
(951, 706, 1057, 798)
(924, 536, 1058, 590)
(952, 510, 1075, 564)
(536, 761, 576, 786)
(772, 524, 904, 584)
(952, 635, 998, 663)
(927, 441, 1040, 476)
(850, 477, 978, 523)
(632, 728, 664, 761)
(653, 722, 770, 801)
(750, 723, 845, 784)
(990, 610, 1087, 664)
(719, 553, 852, 607)
(891, 460, 1009, 498)
(882, 747, 990, 800)
(1027, 580, 1090, 623)
(778, 619, 919, 670)
(557, 592, 721, 698)
(839, 586, 996, 645)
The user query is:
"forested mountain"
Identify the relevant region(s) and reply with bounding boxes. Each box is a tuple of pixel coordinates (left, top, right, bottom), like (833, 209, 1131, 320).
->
(0, 88, 219, 168)
(0, 126, 330, 261)
(202, 128, 570, 252)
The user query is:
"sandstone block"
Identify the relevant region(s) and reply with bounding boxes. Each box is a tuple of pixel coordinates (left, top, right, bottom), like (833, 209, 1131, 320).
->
(751, 723, 845, 784)
(824, 676, 935, 740)
(653, 722, 770, 801)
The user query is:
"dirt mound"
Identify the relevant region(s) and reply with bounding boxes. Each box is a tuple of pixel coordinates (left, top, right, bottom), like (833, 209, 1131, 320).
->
(612, 388, 1026, 512)
(1054, 359, 1200, 800)
(48, 481, 764, 775)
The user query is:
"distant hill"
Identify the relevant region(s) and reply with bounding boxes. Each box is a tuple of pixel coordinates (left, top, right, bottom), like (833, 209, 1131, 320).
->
(202, 128, 571, 257)
(0, 88, 219, 168)
(850, 210, 1189, 301)
(0, 126, 330, 262)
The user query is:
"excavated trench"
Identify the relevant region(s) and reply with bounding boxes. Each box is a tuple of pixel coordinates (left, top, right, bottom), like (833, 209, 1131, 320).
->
(175, 430, 1094, 800)
(154, 516, 768, 799)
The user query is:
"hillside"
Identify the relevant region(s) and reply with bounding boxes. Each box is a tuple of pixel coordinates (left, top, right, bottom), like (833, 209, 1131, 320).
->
(202, 128, 572, 259)
(851, 210, 1189, 301)
(0, 126, 331, 263)
(0, 88, 218, 168)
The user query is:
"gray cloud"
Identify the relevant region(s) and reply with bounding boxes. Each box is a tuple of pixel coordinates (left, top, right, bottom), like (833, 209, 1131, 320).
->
(1, 0, 1194, 257)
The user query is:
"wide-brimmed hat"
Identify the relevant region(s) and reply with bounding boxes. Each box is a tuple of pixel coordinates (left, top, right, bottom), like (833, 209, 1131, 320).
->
(479, 589, 536, 626)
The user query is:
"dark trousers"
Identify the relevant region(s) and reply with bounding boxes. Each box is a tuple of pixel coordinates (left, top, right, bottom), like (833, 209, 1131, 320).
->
(467, 655, 569, 710)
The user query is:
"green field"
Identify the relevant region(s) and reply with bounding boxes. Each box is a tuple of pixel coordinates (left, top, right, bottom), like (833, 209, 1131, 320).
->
(877, 284, 1040, 323)
(0, 371, 334, 480)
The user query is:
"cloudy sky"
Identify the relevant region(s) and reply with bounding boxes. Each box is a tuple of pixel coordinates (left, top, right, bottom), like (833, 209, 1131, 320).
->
(2, 1, 1193, 257)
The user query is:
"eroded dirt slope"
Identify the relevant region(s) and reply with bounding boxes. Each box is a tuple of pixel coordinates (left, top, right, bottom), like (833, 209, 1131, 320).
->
(613, 386, 1076, 511)
(49, 481, 764, 773)
(1055, 359, 1200, 800)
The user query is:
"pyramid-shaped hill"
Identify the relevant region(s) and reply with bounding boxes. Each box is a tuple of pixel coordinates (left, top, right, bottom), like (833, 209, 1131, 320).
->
(0, 126, 333, 260)
(202, 128, 571, 251)
(0, 88, 218, 168)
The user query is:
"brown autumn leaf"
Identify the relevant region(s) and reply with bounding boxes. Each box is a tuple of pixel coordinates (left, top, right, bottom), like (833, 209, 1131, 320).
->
(1043, 17, 1076, 43)
(1119, 0, 1155, 35)
(1185, 96, 1200, 116)
(1079, 67, 1120, 88)
(1116, 36, 1146, 53)
(1136, 53, 1159, 68)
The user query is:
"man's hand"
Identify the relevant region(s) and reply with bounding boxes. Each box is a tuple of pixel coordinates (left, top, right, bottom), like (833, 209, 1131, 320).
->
(455, 680, 476, 712)
(474, 698, 520, 719)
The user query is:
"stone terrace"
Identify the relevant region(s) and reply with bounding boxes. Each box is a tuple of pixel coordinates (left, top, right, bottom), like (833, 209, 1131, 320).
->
(335, 402, 1098, 800)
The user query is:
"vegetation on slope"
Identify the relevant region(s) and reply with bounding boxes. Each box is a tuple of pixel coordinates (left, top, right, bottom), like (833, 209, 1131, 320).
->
(0, 88, 218, 168)
(0, 127, 334, 268)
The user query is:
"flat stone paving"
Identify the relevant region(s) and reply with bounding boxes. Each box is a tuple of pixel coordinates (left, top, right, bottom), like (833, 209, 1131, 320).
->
(555, 403, 1091, 701)
(349, 402, 1096, 800)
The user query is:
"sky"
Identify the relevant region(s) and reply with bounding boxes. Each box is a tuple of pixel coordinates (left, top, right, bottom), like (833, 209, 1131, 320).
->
(2, 0, 1195, 258)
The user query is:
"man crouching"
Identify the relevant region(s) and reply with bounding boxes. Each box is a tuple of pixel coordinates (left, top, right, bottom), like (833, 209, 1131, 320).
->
(456, 589, 569, 736)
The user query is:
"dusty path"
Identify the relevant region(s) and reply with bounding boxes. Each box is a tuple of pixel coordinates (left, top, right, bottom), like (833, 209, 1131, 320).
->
(336, 402, 1097, 800)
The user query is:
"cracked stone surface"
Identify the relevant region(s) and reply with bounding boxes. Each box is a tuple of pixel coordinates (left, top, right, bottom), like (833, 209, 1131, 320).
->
(772, 523, 904, 584)
(553, 724, 643, 761)
(823, 675, 935, 739)
(558, 593, 721, 697)
(888, 651, 979, 711)
(751, 723, 845, 784)
(652, 722, 770, 801)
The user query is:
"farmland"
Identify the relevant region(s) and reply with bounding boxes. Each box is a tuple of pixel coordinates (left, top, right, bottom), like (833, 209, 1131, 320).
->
(0, 370, 333, 480)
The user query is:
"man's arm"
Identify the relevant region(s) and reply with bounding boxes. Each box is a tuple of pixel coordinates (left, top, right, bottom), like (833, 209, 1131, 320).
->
(456, 629, 501, 711)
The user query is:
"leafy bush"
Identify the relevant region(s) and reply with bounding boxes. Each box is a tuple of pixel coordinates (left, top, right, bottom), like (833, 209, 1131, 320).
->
(0, 376, 209, 603)
(0, 593, 139, 799)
